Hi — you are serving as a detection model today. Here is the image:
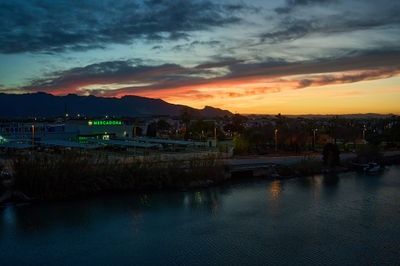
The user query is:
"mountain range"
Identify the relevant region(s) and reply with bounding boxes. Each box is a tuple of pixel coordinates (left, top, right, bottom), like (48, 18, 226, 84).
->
(0, 92, 232, 119)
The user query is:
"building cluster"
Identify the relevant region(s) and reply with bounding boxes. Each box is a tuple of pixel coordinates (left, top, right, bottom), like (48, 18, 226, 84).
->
(0, 116, 228, 154)
(1, 113, 398, 155)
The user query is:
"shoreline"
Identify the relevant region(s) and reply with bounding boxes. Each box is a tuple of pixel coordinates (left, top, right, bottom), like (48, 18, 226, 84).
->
(1, 153, 400, 206)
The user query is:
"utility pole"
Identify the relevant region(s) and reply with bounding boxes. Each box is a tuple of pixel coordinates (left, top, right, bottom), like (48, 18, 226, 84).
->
(134, 126, 137, 157)
(275, 129, 278, 152)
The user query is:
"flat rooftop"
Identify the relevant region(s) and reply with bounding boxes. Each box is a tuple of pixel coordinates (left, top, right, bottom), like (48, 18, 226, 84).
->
(86, 139, 158, 148)
(122, 137, 192, 146)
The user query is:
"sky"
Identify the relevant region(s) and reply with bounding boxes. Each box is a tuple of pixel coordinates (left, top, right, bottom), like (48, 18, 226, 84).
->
(0, 0, 399, 114)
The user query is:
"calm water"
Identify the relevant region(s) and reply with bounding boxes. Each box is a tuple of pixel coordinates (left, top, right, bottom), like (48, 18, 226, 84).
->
(1, 166, 400, 265)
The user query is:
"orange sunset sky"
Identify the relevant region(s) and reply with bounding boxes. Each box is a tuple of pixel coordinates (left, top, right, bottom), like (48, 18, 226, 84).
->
(0, 0, 399, 114)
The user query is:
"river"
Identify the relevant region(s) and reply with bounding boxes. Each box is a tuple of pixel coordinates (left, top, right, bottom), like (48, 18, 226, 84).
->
(1, 166, 400, 265)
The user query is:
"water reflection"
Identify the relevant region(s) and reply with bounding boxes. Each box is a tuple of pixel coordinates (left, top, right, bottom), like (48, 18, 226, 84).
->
(183, 190, 220, 213)
(269, 180, 283, 200)
(0, 205, 17, 235)
(297, 175, 322, 188)
(1, 167, 400, 265)
(323, 173, 340, 186)
(130, 211, 143, 233)
(140, 194, 151, 207)
(268, 180, 283, 220)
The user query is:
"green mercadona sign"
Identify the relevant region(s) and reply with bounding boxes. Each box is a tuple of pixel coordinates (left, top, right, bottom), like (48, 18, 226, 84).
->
(88, 120, 122, 126)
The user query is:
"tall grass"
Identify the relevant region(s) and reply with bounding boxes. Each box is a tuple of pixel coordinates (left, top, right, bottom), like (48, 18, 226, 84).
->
(11, 152, 225, 199)
(292, 155, 323, 176)
(0, 163, 5, 194)
(0, 175, 5, 195)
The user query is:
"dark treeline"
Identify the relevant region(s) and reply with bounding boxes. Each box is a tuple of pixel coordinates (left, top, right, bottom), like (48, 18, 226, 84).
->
(142, 112, 400, 154)
(231, 114, 400, 155)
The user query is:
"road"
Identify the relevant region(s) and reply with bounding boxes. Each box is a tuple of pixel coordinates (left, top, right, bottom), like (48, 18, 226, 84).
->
(225, 151, 400, 166)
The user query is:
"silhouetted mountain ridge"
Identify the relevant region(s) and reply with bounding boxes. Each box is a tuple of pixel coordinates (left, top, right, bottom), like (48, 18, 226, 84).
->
(0, 92, 232, 118)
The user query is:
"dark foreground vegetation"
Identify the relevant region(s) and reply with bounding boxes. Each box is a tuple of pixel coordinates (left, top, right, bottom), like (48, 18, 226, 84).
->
(1, 143, 399, 202)
(6, 153, 226, 200)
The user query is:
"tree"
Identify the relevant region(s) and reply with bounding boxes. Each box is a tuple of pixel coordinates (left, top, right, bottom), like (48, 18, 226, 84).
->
(233, 134, 250, 155)
(146, 122, 157, 137)
(188, 119, 214, 140)
(157, 120, 171, 131)
(180, 108, 192, 126)
(356, 144, 382, 164)
(323, 143, 340, 167)
(328, 116, 340, 144)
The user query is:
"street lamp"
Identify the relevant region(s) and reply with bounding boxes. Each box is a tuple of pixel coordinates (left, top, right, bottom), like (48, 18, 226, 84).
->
(362, 125, 366, 141)
(313, 128, 318, 151)
(31, 124, 35, 147)
(274, 129, 278, 152)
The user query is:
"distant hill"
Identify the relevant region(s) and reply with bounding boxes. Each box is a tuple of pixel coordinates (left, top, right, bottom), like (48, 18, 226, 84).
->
(285, 114, 398, 119)
(246, 113, 398, 119)
(0, 92, 232, 119)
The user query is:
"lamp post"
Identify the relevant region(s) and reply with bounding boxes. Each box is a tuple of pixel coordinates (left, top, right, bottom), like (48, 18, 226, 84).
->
(362, 125, 366, 141)
(274, 129, 278, 152)
(31, 124, 35, 149)
(313, 128, 318, 151)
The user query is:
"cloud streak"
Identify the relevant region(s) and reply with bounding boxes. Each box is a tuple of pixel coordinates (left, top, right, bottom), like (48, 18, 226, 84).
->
(295, 68, 400, 89)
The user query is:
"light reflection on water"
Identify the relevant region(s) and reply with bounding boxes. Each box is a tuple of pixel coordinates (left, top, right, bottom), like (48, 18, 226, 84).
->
(1, 166, 400, 265)
(269, 180, 282, 200)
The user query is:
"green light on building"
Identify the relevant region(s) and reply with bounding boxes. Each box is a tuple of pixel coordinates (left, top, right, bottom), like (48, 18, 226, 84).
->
(88, 120, 122, 126)
(78, 136, 95, 140)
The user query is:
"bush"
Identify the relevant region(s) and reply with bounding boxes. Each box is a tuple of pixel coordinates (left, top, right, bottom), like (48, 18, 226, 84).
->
(323, 143, 340, 167)
(356, 144, 382, 164)
(233, 134, 250, 155)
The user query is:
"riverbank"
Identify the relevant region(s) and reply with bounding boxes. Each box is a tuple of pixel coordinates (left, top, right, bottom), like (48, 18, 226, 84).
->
(1, 152, 400, 204)
(1, 153, 227, 203)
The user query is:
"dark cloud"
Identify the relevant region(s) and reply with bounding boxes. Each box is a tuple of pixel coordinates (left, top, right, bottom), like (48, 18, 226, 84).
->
(172, 40, 222, 51)
(227, 51, 400, 79)
(296, 68, 400, 88)
(0, 0, 244, 54)
(267, 1, 400, 44)
(195, 59, 243, 69)
(275, 0, 337, 14)
(261, 8, 400, 44)
(260, 18, 313, 42)
(297, 79, 313, 88)
(20, 61, 190, 93)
